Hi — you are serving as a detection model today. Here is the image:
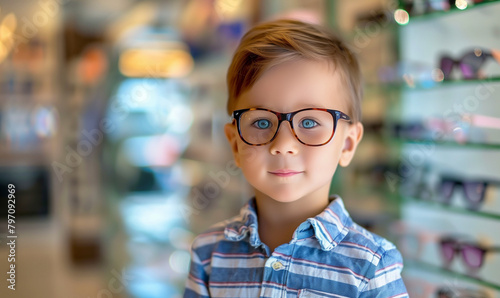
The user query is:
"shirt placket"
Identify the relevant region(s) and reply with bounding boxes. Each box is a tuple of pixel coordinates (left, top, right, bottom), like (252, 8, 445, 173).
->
(260, 245, 292, 298)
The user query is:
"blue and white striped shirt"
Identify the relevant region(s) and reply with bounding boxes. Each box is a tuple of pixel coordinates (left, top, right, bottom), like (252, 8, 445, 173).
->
(184, 196, 408, 297)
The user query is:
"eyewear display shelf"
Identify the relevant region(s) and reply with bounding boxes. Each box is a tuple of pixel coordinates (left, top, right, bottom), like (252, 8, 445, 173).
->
(394, 1, 500, 296)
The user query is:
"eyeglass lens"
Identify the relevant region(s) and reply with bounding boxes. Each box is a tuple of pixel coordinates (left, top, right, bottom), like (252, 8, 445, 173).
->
(239, 109, 335, 145)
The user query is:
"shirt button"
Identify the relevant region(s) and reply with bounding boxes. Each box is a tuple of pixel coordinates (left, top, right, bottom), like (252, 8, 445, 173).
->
(272, 261, 284, 271)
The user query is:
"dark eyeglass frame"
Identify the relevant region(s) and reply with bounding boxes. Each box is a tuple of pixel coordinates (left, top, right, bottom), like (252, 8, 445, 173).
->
(231, 107, 352, 147)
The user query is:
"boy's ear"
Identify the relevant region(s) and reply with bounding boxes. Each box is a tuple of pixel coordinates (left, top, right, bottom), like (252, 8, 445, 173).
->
(224, 122, 241, 167)
(339, 122, 364, 167)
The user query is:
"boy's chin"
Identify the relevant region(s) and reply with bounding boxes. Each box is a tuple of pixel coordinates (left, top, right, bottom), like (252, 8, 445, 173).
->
(256, 188, 305, 204)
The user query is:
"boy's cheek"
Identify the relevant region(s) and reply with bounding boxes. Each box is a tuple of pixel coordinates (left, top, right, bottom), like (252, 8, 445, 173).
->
(236, 144, 259, 165)
(309, 147, 342, 174)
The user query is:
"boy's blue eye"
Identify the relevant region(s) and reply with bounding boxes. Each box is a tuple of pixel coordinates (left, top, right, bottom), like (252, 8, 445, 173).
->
(253, 119, 272, 129)
(301, 119, 318, 129)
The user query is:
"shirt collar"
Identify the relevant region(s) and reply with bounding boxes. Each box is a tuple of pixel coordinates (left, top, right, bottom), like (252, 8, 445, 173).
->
(223, 196, 352, 251)
(224, 198, 262, 247)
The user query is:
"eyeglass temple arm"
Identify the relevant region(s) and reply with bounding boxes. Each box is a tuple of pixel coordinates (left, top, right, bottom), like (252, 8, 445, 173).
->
(339, 112, 353, 124)
(230, 112, 239, 122)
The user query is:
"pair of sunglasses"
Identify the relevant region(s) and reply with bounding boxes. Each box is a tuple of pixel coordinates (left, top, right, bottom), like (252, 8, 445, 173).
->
(437, 176, 500, 211)
(402, 0, 489, 16)
(439, 48, 500, 80)
(390, 122, 426, 140)
(436, 287, 490, 298)
(401, 0, 453, 16)
(439, 236, 500, 270)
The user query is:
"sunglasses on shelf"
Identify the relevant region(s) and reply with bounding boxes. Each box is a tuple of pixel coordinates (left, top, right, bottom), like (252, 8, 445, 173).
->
(401, 0, 452, 16)
(389, 122, 426, 139)
(439, 48, 500, 80)
(439, 236, 500, 270)
(405, 278, 436, 298)
(389, 119, 472, 144)
(401, 0, 490, 16)
(436, 286, 491, 298)
(437, 176, 500, 211)
(401, 169, 500, 212)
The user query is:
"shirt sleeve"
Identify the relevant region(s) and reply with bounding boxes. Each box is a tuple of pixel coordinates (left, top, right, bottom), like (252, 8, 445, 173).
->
(358, 247, 409, 298)
(183, 245, 211, 298)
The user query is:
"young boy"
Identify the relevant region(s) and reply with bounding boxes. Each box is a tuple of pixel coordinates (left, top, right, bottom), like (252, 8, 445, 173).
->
(184, 19, 408, 297)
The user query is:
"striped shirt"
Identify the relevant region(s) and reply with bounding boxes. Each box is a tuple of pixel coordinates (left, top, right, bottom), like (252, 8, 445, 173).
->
(184, 196, 408, 297)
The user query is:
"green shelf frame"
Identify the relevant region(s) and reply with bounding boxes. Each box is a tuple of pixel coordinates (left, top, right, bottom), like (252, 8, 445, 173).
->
(401, 77, 500, 92)
(406, 260, 500, 291)
(388, 138, 500, 150)
(365, 77, 500, 95)
(402, 196, 500, 221)
(369, 76, 500, 93)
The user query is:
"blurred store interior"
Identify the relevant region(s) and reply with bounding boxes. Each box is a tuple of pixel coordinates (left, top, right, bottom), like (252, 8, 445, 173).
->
(1, 0, 500, 297)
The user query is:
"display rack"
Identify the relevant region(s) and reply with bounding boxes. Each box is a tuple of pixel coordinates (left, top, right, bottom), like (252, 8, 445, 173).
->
(403, 0, 500, 22)
(407, 260, 500, 292)
(395, 1, 500, 296)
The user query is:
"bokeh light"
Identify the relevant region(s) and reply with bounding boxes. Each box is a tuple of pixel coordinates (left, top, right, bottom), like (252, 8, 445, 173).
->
(455, 0, 468, 10)
(394, 9, 410, 26)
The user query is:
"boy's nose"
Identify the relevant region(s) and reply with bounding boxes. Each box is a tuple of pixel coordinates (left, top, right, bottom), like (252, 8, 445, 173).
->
(269, 121, 299, 155)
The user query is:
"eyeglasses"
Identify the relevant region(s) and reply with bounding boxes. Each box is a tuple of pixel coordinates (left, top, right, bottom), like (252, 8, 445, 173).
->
(436, 287, 491, 298)
(438, 176, 500, 211)
(389, 122, 426, 140)
(231, 108, 352, 146)
(401, 0, 453, 16)
(439, 48, 499, 80)
(405, 278, 435, 298)
(439, 236, 500, 270)
(405, 167, 500, 211)
(401, 0, 488, 16)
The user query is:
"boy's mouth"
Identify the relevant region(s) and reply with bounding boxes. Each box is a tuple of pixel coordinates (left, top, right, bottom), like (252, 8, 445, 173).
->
(268, 169, 303, 177)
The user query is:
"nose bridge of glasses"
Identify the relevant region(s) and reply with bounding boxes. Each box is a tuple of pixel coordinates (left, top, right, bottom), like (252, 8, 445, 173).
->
(268, 117, 301, 149)
(270, 111, 294, 133)
(275, 117, 296, 137)
(275, 111, 294, 123)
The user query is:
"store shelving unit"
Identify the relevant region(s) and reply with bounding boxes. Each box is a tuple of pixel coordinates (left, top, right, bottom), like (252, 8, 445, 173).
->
(404, 0, 500, 22)
(407, 260, 500, 291)
(395, 1, 500, 296)
(390, 139, 500, 150)
(403, 197, 500, 221)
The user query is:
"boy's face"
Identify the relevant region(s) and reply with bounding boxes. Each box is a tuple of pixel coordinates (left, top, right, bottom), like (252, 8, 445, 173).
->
(224, 59, 363, 204)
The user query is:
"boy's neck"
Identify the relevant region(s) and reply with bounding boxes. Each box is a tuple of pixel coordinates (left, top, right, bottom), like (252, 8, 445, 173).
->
(254, 189, 331, 252)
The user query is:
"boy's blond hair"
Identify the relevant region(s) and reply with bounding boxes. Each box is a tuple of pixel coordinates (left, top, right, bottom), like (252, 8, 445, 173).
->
(226, 19, 363, 122)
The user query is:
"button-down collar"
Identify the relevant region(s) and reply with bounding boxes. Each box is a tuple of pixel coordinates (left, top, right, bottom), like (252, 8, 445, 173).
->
(224, 195, 352, 251)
